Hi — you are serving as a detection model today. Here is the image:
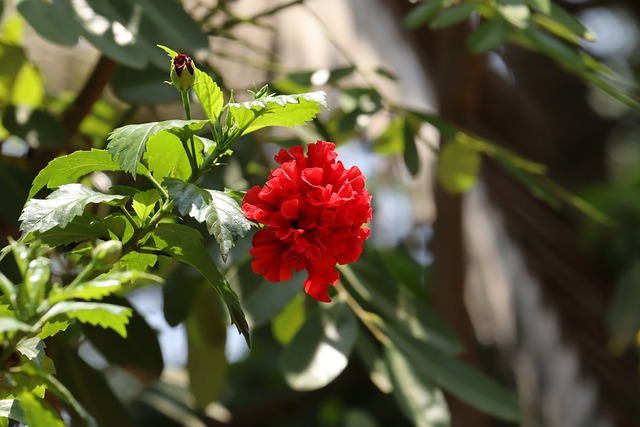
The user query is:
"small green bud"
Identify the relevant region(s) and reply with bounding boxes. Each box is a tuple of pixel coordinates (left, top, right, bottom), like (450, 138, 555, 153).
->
(92, 240, 123, 268)
(170, 53, 196, 92)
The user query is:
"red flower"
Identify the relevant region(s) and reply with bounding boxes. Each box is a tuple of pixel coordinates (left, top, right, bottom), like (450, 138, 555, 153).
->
(242, 141, 372, 302)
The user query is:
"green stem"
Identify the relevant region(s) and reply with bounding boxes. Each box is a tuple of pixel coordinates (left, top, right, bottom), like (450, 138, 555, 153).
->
(119, 206, 140, 230)
(67, 260, 98, 289)
(180, 91, 200, 179)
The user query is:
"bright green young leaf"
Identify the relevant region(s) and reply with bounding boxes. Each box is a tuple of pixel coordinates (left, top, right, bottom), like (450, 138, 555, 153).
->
(16, 337, 45, 366)
(15, 0, 78, 46)
(37, 321, 69, 339)
(164, 179, 252, 262)
(30, 149, 148, 199)
(403, 0, 446, 30)
(0, 399, 26, 424)
(16, 393, 65, 427)
(19, 184, 127, 235)
(526, 0, 551, 14)
(385, 343, 450, 427)
(107, 120, 207, 178)
(496, 0, 531, 29)
(27, 214, 110, 247)
(49, 271, 161, 304)
(228, 91, 328, 135)
(280, 301, 358, 391)
(467, 16, 511, 53)
(194, 68, 224, 123)
(272, 293, 306, 345)
(430, 3, 478, 30)
(145, 131, 203, 181)
(150, 223, 250, 346)
(132, 189, 161, 223)
(437, 140, 481, 193)
(39, 301, 133, 338)
(157, 44, 178, 58)
(388, 326, 521, 421)
(186, 286, 227, 408)
(11, 62, 44, 108)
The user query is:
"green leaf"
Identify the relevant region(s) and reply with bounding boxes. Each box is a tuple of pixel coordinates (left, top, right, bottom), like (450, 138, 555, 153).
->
(27, 214, 110, 247)
(118, 251, 158, 271)
(150, 223, 250, 346)
(157, 44, 178, 58)
(107, 119, 207, 178)
(3, 106, 68, 149)
(374, 117, 404, 155)
(430, 3, 478, 30)
(165, 179, 252, 262)
(82, 296, 164, 381)
(496, 0, 530, 29)
(547, 2, 595, 42)
(272, 293, 306, 345)
(0, 317, 33, 334)
(16, 393, 66, 427)
(388, 326, 521, 421)
(194, 68, 224, 123)
(606, 261, 640, 343)
(145, 131, 203, 181)
(111, 64, 181, 105)
(385, 343, 450, 427)
(526, 0, 551, 14)
(437, 140, 481, 193)
(16, 337, 45, 366)
(403, 0, 446, 30)
(355, 332, 393, 394)
(19, 184, 127, 235)
(0, 399, 26, 424)
(467, 16, 511, 53)
(11, 62, 44, 108)
(186, 285, 227, 408)
(40, 301, 132, 338)
(132, 189, 161, 223)
(229, 91, 328, 135)
(403, 116, 420, 176)
(243, 273, 304, 328)
(37, 321, 69, 339)
(30, 149, 148, 199)
(280, 301, 358, 391)
(15, 0, 78, 46)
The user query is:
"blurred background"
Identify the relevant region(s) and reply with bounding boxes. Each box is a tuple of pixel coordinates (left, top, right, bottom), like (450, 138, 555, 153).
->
(1, 0, 640, 426)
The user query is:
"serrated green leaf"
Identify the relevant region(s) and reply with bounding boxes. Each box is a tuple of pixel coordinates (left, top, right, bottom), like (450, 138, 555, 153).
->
(16, 337, 45, 366)
(403, 0, 446, 30)
(118, 251, 158, 271)
(145, 131, 203, 181)
(272, 293, 305, 345)
(30, 149, 148, 199)
(132, 189, 161, 222)
(37, 321, 69, 339)
(27, 214, 110, 247)
(437, 140, 481, 193)
(16, 393, 65, 427)
(496, 0, 530, 29)
(388, 325, 521, 421)
(385, 343, 450, 427)
(280, 301, 358, 391)
(430, 3, 478, 29)
(19, 184, 127, 235)
(229, 91, 328, 135)
(0, 399, 26, 424)
(107, 120, 207, 178)
(164, 179, 251, 262)
(467, 16, 511, 53)
(194, 69, 224, 123)
(150, 223, 250, 346)
(40, 301, 132, 338)
(49, 271, 161, 304)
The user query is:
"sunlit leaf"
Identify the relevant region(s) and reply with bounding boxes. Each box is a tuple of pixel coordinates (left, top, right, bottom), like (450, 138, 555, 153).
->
(0, 399, 26, 424)
(144, 131, 203, 181)
(11, 62, 44, 108)
(19, 184, 127, 235)
(16, 337, 45, 366)
(194, 69, 224, 123)
(40, 301, 132, 338)
(496, 0, 530, 29)
(437, 140, 481, 193)
(132, 189, 161, 223)
(272, 293, 306, 345)
(16, 393, 65, 427)
(27, 214, 110, 247)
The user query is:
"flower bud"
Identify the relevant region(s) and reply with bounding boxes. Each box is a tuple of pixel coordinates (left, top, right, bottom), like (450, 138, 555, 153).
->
(170, 53, 196, 92)
(92, 240, 123, 269)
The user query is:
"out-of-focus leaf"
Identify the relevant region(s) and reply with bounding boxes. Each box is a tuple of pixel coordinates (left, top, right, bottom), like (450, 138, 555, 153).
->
(55, 339, 133, 427)
(467, 17, 511, 53)
(83, 296, 164, 381)
(344, 409, 380, 427)
(607, 261, 640, 343)
(271, 293, 306, 345)
(162, 264, 202, 327)
(374, 117, 404, 155)
(3, 106, 68, 149)
(496, 0, 530, 29)
(19, 184, 127, 235)
(437, 140, 481, 193)
(243, 272, 304, 328)
(430, 3, 478, 29)
(164, 179, 252, 262)
(186, 285, 227, 408)
(11, 62, 44, 108)
(526, 0, 550, 14)
(547, 2, 595, 42)
(403, 0, 446, 30)
(0, 399, 26, 424)
(387, 325, 521, 421)
(111, 64, 181, 105)
(150, 223, 250, 346)
(107, 119, 207, 178)
(280, 301, 358, 391)
(385, 343, 450, 427)
(15, 0, 78, 46)
(403, 115, 420, 176)
(0, 161, 33, 229)
(355, 332, 393, 394)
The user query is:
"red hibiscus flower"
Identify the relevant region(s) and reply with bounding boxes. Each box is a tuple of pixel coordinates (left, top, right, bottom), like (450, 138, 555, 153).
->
(242, 141, 372, 302)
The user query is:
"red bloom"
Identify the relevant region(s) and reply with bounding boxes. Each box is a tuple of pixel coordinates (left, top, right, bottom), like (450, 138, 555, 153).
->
(242, 141, 372, 302)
